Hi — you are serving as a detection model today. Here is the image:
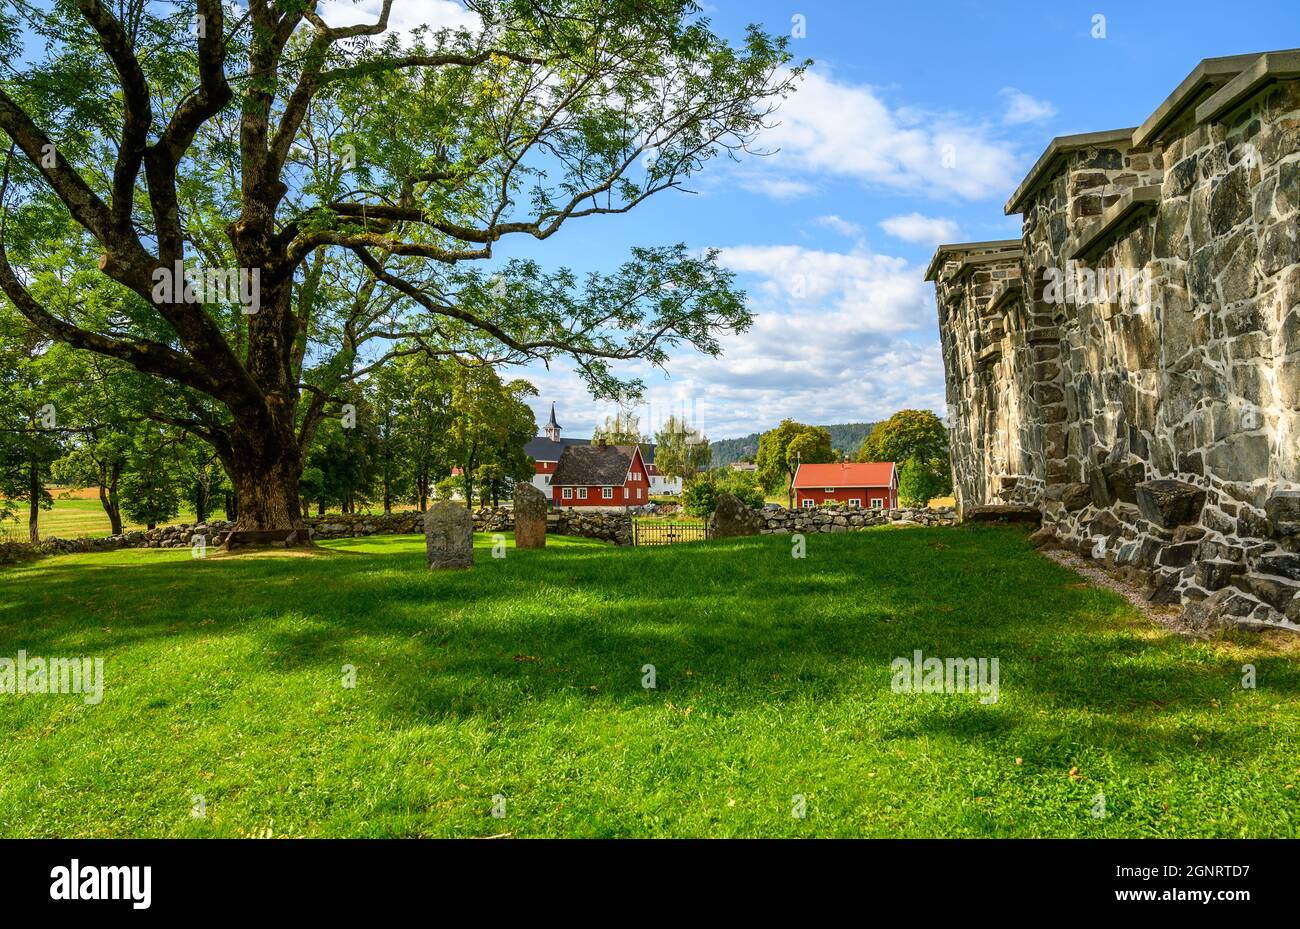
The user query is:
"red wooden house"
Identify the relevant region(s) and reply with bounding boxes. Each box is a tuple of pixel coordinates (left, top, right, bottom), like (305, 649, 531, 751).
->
(550, 440, 651, 509)
(792, 461, 898, 510)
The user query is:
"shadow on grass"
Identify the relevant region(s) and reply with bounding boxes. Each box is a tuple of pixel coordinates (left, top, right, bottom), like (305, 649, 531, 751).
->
(1, 526, 1295, 763)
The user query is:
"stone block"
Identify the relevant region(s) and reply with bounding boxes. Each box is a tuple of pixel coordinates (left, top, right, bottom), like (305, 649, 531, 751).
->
(1135, 479, 1207, 529)
(1195, 558, 1246, 591)
(1254, 552, 1300, 581)
(1265, 490, 1300, 538)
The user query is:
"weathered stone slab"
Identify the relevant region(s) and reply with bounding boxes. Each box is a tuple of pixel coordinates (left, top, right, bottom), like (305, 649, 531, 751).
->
(1195, 558, 1246, 591)
(708, 492, 764, 538)
(1044, 482, 1092, 511)
(512, 484, 548, 549)
(1135, 479, 1206, 530)
(1265, 490, 1300, 538)
(424, 501, 474, 570)
(964, 504, 1041, 525)
(1255, 552, 1300, 581)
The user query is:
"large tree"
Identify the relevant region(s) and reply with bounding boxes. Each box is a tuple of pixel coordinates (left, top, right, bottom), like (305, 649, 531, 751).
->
(0, 0, 801, 532)
(754, 419, 832, 508)
(857, 409, 952, 500)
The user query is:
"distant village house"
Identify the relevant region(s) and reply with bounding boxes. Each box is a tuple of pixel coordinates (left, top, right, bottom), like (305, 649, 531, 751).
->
(792, 461, 898, 510)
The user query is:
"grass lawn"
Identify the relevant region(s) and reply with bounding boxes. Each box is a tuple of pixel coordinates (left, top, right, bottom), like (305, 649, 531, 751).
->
(1, 526, 1297, 838)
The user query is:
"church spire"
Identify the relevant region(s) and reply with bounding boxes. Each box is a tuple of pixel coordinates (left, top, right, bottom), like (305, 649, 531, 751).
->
(544, 403, 561, 441)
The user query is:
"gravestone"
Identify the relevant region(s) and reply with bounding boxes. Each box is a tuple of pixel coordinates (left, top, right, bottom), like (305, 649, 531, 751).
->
(708, 492, 764, 538)
(513, 484, 548, 549)
(424, 501, 474, 570)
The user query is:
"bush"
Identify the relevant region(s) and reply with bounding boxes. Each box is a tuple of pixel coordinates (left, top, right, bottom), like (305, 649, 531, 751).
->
(682, 479, 717, 518)
(682, 471, 763, 517)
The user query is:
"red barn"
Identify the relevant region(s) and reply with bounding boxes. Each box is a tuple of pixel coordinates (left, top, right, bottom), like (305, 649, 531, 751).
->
(550, 440, 651, 509)
(792, 461, 898, 510)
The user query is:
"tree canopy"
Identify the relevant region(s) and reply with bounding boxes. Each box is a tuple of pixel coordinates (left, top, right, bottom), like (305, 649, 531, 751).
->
(857, 409, 952, 502)
(0, 0, 804, 530)
(754, 418, 833, 507)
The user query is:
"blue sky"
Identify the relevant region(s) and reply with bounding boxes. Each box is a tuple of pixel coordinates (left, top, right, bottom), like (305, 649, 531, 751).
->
(326, 0, 1298, 440)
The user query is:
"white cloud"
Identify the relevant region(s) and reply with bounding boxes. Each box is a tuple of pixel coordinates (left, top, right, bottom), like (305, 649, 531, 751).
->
(813, 215, 863, 239)
(718, 244, 930, 335)
(736, 175, 815, 200)
(998, 88, 1057, 125)
(749, 69, 1022, 201)
(517, 242, 948, 440)
(317, 0, 479, 39)
(879, 212, 961, 246)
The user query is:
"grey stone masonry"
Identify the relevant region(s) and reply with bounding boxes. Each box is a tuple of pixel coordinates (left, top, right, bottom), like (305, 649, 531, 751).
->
(931, 49, 1300, 632)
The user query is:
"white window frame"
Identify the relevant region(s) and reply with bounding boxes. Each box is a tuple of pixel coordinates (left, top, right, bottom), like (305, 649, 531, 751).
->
(603, 486, 613, 500)
(801, 498, 814, 509)
(848, 498, 861, 508)
(871, 498, 883, 509)
(562, 487, 572, 499)
(824, 487, 835, 492)
(577, 487, 588, 500)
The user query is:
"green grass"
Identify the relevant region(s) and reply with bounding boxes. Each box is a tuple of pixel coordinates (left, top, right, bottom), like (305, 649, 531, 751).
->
(0, 526, 1297, 837)
(0, 495, 201, 540)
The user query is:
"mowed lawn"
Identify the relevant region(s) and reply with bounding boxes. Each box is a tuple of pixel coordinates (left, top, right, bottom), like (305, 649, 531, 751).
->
(0, 526, 1297, 838)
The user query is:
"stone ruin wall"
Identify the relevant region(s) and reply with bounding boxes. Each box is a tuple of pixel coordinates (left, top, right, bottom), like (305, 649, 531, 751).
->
(933, 51, 1300, 631)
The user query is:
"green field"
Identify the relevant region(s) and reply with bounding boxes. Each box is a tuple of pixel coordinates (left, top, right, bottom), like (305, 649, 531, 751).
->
(0, 494, 199, 541)
(1, 527, 1297, 837)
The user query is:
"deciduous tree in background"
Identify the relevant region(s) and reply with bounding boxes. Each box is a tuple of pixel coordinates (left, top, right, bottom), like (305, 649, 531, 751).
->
(857, 409, 952, 501)
(755, 419, 833, 508)
(653, 414, 711, 487)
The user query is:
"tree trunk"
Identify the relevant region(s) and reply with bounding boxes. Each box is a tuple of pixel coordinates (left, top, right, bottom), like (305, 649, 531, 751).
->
(383, 480, 392, 516)
(317, 498, 325, 516)
(27, 460, 39, 543)
(98, 461, 124, 536)
(227, 423, 306, 532)
(224, 491, 237, 521)
(194, 476, 210, 524)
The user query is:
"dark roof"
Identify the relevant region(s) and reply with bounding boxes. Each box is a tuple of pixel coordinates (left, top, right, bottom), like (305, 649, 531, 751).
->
(525, 436, 656, 464)
(551, 444, 642, 486)
(547, 403, 560, 429)
(524, 436, 588, 460)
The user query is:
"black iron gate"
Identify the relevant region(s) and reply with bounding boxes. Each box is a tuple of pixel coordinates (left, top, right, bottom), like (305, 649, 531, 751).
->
(632, 520, 709, 546)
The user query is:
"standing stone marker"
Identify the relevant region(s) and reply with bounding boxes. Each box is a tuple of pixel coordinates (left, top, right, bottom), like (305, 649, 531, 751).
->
(513, 483, 548, 549)
(708, 492, 764, 538)
(425, 501, 474, 570)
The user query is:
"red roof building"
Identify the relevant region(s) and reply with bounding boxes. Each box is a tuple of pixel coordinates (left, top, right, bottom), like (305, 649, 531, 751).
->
(791, 461, 898, 510)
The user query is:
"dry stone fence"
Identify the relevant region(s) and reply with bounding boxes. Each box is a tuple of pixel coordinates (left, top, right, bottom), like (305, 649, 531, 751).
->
(929, 50, 1300, 631)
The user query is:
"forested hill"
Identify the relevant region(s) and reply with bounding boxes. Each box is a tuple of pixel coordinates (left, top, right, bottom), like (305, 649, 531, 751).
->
(710, 422, 877, 466)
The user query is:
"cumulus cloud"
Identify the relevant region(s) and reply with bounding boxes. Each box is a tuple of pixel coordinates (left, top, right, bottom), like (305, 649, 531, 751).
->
(748, 69, 1022, 201)
(998, 88, 1057, 125)
(518, 242, 947, 439)
(879, 212, 961, 245)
